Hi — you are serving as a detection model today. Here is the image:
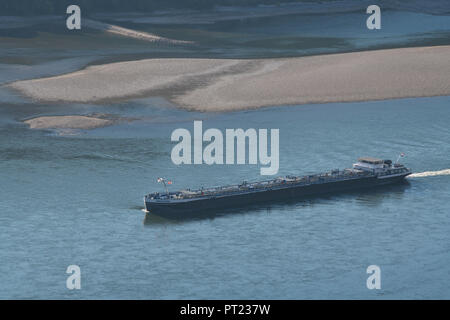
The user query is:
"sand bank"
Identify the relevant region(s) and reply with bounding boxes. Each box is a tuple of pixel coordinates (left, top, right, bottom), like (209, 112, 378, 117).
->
(9, 46, 450, 111)
(10, 58, 241, 103)
(24, 115, 114, 130)
(83, 19, 193, 45)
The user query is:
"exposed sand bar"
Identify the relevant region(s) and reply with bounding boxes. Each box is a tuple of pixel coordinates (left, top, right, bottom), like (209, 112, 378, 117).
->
(10, 59, 241, 103)
(9, 46, 450, 111)
(25, 115, 114, 130)
(83, 19, 193, 45)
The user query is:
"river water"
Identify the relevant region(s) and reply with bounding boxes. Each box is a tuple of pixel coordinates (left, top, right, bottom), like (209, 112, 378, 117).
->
(1, 96, 450, 299)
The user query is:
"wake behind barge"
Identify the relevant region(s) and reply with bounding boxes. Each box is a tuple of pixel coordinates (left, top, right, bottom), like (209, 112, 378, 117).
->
(144, 157, 411, 216)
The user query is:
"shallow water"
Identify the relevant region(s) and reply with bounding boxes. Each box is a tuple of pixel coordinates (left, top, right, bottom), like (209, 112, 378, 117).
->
(1, 5, 450, 72)
(0, 96, 449, 299)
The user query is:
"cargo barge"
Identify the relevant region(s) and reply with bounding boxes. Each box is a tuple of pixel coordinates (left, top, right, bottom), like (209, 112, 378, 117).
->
(144, 157, 411, 217)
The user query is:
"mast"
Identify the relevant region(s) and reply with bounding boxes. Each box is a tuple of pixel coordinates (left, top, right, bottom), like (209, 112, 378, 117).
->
(157, 177, 172, 196)
(395, 153, 405, 164)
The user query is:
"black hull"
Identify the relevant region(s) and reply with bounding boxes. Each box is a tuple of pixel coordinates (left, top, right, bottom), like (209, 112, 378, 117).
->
(145, 174, 408, 218)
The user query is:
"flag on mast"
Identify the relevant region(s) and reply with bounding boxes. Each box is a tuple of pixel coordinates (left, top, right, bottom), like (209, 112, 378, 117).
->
(395, 153, 406, 164)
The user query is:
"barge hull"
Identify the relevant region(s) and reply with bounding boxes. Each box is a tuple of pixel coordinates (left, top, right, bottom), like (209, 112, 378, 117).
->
(145, 174, 408, 217)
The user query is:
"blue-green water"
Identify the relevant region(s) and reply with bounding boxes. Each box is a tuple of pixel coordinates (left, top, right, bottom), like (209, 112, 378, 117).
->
(1, 2, 450, 299)
(1, 96, 450, 299)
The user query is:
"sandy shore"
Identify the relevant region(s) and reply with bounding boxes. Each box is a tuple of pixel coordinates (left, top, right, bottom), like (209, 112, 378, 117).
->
(9, 46, 450, 111)
(24, 115, 114, 130)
